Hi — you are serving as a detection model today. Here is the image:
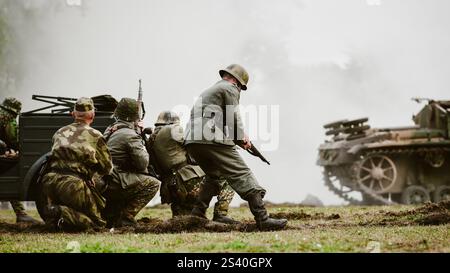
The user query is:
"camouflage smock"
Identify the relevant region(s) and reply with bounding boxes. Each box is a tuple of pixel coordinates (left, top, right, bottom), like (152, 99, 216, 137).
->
(0, 108, 18, 150)
(48, 121, 113, 178)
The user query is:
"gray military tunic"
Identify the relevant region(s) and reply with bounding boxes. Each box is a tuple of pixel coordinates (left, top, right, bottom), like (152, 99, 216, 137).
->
(104, 120, 154, 189)
(184, 80, 265, 199)
(102, 120, 160, 223)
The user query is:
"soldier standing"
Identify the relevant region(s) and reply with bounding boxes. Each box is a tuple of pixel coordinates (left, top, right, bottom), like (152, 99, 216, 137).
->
(0, 97, 40, 224)
(41, 97, 113, 231)
(184, 64, 288, 230)
(102, 98, 160, 227)
(148, 111, 238, 224)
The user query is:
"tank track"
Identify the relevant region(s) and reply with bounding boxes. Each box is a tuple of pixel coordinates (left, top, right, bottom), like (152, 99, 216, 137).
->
(323, 146, 450, 205)
(323, 168, 362, 205)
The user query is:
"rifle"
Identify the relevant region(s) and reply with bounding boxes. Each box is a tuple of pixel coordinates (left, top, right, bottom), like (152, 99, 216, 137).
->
(235, 140, 270, 165)
(137, 79, 146, 120)
(136, 79, 148, 141)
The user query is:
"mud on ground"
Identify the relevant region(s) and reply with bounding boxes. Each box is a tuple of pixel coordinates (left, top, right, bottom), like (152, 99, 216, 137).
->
(361, 200, 450, 226)
(0, 201, 448, 234)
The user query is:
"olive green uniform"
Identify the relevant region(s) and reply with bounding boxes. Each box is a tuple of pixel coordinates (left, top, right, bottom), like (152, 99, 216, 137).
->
(10, 200, 26, 215)
(102, 120, 160, 226)
(1, 103, 36, 220)
(42, 121, 113, 230)
(0, 107, 19, 150)
(149, 123, 234, 217)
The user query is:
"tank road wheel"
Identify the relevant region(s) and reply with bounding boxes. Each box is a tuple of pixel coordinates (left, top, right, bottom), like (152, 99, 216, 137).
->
(433, 186, 450, 203)
(401, 185, 431, 205)
(356, 155, 397, 194)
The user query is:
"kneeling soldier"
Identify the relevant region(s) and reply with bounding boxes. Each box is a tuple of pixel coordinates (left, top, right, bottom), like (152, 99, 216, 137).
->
(41, 97, 113, 231)
(102, 98, 160, 227)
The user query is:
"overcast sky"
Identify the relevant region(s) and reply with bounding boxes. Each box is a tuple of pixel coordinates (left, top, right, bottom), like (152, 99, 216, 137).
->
(2, 0, 450, 205)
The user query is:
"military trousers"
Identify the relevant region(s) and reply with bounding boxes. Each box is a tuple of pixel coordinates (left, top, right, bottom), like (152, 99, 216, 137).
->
(9, 200, 26, 215)
(102, 174, 160, 226)
(162, 174, 235, 217)
(186, 144, 266, 200)
(42, 172, 106, 231)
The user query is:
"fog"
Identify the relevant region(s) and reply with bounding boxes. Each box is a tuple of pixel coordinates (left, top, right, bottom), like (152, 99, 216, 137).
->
(1, 0, 450, 205)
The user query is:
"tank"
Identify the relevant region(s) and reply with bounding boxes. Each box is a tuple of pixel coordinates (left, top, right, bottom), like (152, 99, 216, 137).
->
(317, 98, 450, 205)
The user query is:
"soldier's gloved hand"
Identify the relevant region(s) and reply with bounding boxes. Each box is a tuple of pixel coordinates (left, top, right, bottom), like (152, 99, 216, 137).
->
(5, 149, 18, 158)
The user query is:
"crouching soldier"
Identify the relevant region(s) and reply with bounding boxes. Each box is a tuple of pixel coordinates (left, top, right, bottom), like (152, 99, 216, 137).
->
(102, 98, 160, 227)
(41, 97, 113, 231)
(148, 111, 238, 224)
(0, 97, 40, 223)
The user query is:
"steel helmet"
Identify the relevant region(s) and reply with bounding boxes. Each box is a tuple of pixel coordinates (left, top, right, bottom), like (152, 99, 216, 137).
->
(219, 64, 249, 90)
(1, 97, 22, 115)
(114, 98, 140, 122)
(155, 110, 180, 126)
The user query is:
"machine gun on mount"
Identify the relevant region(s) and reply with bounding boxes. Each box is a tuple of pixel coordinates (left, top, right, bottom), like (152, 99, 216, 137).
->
(24, 94, 118, 115)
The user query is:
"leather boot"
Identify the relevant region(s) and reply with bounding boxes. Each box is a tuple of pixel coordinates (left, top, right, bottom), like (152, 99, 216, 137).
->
(43, 205, 64, 230)
(16, 213, 40, 224)
(115, 217, 137, 228)
(191, 183, 217, 219)
(212, 214, 241, 225)
(247, 192, 288, 231)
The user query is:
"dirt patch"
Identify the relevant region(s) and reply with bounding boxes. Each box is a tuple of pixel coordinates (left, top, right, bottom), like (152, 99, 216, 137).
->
(270, 210, 340, 221)
(239, 201, 316, 208)
(134, 216, 236, 233)
(363, 201, 450, 226)
(0, 221, 49, 233)
(134, 216, 293, 233)
(0, 216, 296, 234)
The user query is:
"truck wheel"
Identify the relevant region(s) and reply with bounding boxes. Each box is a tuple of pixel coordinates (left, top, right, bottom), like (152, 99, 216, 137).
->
(35, 182, 51, 222)
(23, 152, 52, 222)
(401, 186, 430, 205)
(433, 186, 450, 203)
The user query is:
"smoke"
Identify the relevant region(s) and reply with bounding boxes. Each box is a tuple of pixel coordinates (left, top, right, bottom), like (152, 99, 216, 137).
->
(1, 0, 450, 204)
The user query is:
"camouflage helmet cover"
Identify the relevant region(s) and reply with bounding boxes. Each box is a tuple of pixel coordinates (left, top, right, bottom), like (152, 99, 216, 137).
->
(115, 97, 140, 122)
(1, 97, 22, 115)
(74, 97, 94, 112)
(155, 110, 180, 126)
(219, 64, 249, 90)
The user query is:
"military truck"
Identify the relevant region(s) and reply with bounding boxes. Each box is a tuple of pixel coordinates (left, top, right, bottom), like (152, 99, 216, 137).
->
(317, 98, 450, 205)
(0, 95, 117, 214)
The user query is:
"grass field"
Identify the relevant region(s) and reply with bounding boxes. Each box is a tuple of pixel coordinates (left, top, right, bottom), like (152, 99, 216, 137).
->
(0, 203, 449, 253)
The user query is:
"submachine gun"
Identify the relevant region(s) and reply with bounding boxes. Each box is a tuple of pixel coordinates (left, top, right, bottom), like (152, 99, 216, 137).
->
(235, 140, 270, 165)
